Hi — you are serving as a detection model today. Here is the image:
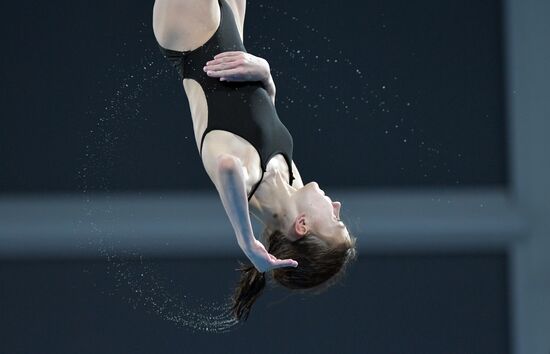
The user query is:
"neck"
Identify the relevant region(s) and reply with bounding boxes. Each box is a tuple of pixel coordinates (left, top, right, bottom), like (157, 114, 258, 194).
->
(249, 170, 297, 232)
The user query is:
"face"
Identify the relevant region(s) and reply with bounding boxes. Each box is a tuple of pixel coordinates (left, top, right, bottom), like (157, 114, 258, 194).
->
(291, 182, 350, 245)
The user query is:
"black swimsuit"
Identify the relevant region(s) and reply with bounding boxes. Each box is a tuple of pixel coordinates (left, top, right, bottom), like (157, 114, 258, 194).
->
(158, 0, 295, 201)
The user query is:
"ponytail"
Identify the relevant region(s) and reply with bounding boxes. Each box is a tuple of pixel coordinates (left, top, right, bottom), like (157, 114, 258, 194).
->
(230, 227, 357, 322)
(230, 261, 267, 321)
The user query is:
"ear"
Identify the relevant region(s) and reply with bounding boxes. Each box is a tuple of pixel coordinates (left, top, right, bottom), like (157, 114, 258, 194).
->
(293, 213, 309, 239)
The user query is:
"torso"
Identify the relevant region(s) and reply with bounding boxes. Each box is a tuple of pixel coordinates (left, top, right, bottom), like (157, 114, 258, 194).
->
(152, 0, 303, 199)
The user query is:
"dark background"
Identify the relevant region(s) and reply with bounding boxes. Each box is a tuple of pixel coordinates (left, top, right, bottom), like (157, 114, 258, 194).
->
(0, 0, 509, 353)
(0, 0, 506, 194)
(0, 254, 508, 354)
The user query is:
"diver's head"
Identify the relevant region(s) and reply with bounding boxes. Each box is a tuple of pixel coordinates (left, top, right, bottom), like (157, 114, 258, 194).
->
(254, 180, 351, 246)
(231, 182, 358, 322)
(285, 181, 350, 246)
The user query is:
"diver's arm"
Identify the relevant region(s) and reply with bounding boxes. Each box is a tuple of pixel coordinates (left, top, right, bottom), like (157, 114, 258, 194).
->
(215, 155, 298, 272)
(215, 155, 256, 250)
(232, 0, 276, 105)
(261, 70, 277, 106)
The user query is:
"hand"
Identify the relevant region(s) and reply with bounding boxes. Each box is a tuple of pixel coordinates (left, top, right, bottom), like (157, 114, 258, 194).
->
(203, 51, 270, 82)
(244, 239, 298, 273)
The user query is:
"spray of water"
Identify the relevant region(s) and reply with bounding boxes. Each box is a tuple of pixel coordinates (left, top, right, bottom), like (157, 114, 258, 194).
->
(75, 3, 455, 333)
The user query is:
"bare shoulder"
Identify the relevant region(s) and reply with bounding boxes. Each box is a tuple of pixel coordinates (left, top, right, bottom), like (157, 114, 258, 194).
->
(200, 139, 236, 185)
(201, 147, 244, 188)
(199, 131, 260, 187)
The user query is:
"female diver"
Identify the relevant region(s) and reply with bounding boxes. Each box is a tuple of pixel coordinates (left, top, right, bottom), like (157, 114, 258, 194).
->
(153, 0, 357, 321)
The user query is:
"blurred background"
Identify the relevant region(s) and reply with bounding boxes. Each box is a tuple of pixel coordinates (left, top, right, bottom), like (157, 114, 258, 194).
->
(0, 0, 548, 353)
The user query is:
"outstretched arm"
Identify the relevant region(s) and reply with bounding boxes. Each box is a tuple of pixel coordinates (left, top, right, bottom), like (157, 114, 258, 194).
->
(215, 155, 256, 250)
(215, 154, 298, 272)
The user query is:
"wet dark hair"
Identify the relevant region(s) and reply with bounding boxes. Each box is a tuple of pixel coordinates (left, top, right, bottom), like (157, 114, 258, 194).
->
(230, 226, 358, 321)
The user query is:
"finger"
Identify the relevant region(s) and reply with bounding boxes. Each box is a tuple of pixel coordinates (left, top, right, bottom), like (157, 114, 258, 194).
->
(214, 51, 245, 59)
(205, 56, 242, 67)
(274, 259, 298, 269)
(207, 68, 245, 79)
(204, 60, 242, 72)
